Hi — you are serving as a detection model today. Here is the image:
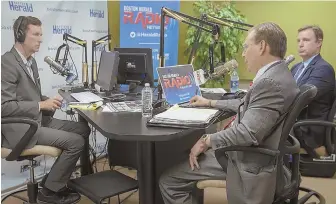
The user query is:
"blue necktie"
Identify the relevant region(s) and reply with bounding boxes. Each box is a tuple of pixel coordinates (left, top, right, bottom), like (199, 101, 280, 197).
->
(294, 63, 305, 83)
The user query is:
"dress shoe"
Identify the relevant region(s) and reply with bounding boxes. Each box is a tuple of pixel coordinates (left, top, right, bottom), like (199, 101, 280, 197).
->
(37, 188, 80, 204)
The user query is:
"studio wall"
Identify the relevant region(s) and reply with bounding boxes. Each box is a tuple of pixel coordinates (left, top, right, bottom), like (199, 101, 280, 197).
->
(109, 1, 336, 81)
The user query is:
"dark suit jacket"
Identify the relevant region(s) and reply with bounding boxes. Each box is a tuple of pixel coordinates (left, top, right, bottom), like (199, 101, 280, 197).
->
(1, 47, 53, 149)
(291, 54, 335, 148)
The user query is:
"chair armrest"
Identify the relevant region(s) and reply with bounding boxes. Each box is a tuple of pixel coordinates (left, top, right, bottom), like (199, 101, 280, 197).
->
(1, 117, 39, 161)
(283, 134, 300, 155)
(293, 119, 336, 129)
(214, 145, 279, 172)
(215, 145, 279, 158)
(293, 119, 336, 154)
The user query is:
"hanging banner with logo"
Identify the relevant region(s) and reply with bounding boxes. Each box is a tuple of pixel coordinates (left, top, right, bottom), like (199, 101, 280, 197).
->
(119, 0, 180, 82)
(1, 0, 108, 191)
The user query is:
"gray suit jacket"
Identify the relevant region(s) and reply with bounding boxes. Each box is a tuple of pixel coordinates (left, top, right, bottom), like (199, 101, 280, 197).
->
(211, 61, 300, 204)
(1, 47, 51, 149)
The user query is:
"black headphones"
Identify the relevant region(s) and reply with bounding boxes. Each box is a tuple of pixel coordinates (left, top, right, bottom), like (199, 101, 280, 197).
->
(15, 16, 26, 43)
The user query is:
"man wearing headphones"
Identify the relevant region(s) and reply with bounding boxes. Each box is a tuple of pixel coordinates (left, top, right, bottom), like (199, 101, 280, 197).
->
(1, 16, 90, 204)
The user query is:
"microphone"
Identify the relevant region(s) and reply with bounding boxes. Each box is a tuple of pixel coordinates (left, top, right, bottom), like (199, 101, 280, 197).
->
(284, 55, 295, 65)
(210, 59, 238, 79)
(44, 56, 77, 84)
(194, 59, 238, 85)
(44, 56, 68, 75)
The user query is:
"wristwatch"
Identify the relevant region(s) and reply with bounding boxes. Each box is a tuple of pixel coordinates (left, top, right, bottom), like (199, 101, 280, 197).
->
(202, 134, 210, 142)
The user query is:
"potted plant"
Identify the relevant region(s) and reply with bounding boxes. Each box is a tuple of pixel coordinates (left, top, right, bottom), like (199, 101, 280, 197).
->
(184, 0, 248, 88)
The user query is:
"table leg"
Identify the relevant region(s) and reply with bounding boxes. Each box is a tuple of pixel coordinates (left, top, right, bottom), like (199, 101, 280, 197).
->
(137, 141, 155, 204)
(78, 115, 94, 176)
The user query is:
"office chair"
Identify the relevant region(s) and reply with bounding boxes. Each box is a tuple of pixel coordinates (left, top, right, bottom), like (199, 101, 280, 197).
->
(67, 140, 138, 204)
(194, 84, 326, 204)
(295, 82, 336, 178)
(1, 117, 62, 203)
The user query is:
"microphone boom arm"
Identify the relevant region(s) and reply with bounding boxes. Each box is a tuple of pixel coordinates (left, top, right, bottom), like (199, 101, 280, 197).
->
(62, 33, 89, 88)
(204, 14, 254, 31)
(91, 34, 112, 88)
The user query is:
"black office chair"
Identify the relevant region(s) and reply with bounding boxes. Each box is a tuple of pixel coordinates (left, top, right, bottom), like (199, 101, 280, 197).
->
(67, 142, 138, 204)
(295, 82, 336, 178)
(195, 84, 325, 204)
(1, 117, 62, 203)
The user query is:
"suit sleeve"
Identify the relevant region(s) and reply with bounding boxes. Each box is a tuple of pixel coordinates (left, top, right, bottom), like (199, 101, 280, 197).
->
(41, 95, 49, 101)
(306, 64, 335, 99)
(213, 98, 243, 113)
(1, 56, 40, 119)
(210, 78, 285, 149)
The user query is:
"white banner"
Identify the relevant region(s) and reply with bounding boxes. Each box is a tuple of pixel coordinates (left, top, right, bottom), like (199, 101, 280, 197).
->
(1, 0, 108, 191)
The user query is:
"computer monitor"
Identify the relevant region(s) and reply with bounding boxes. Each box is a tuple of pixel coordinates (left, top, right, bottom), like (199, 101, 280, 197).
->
(114, 48, 154, 91)
(96, 50, 120, 94)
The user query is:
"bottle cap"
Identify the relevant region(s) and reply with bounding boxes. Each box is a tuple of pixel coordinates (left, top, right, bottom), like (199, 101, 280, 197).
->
(145, 83, 150, 87)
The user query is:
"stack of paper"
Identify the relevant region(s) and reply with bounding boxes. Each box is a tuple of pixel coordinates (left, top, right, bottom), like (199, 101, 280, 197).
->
(149, 106, 219, 125)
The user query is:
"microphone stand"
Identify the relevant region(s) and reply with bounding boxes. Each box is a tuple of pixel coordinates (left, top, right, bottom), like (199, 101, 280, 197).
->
(191, 14, 253, 79)
(159, 7, 221, 100)
(91, 34, 111, 88)
(52, 44, 80, 88)
(63, 33, 89, 88)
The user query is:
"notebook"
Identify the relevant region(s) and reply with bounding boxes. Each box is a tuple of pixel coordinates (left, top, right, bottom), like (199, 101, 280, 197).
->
(148, 105, 220, 128)
(157, 64, 201, 107)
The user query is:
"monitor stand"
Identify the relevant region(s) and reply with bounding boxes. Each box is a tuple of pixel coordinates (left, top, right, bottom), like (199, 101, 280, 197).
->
(126, 80, 141, 94)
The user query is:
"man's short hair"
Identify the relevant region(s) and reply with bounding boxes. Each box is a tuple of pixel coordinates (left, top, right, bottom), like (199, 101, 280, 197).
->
(13, 16, 42, 42)
(251, 22, 287, 59)
(298, 25, 324, 41)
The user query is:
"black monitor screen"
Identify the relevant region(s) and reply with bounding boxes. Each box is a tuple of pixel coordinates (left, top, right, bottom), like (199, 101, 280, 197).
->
(114, 47, 154, 87)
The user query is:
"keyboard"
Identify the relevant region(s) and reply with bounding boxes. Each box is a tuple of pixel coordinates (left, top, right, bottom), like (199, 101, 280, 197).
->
(105, 101, 142, 112)
(71, 92, 104, 103)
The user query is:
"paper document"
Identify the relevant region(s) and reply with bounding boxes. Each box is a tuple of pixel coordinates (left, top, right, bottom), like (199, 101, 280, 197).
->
(201, 88, 227, 94)
(151, 106, 219, 124)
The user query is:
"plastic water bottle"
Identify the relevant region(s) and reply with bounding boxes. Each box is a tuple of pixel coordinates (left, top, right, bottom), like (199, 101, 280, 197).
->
(230, 68, 239, 93)
(142, 83, 153, 117)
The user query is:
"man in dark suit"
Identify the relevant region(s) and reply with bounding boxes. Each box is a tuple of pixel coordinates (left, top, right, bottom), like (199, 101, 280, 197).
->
(1, 16, 90, 204)
(291, 25, 335, 157)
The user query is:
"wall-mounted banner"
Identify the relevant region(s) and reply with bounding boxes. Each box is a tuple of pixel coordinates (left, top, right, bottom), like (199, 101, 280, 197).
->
(119, 0, 180, 82)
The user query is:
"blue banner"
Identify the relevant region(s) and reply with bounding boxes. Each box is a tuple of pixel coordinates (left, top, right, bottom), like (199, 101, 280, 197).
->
(119, 1, 180, 83)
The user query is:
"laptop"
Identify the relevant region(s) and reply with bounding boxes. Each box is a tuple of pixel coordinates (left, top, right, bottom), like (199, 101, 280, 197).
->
(157, 64, 202, 107)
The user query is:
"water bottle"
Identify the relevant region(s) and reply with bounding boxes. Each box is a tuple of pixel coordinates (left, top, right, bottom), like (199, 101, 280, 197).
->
(230, 68, 239, 93)
(142, 83, 153, 117)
